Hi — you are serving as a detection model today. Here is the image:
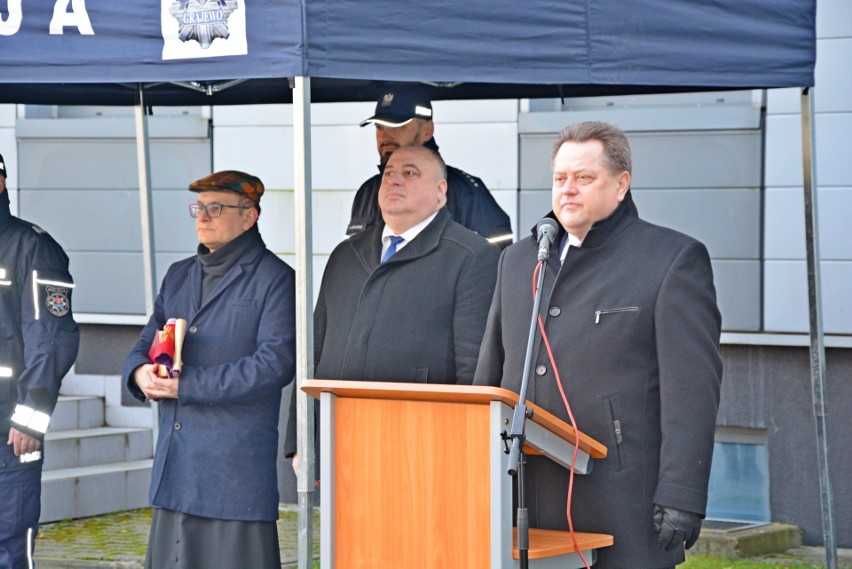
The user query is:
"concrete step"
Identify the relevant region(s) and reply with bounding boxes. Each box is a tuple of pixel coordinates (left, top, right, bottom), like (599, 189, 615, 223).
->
(691, 521, 802, 558)
(50, 395, 105, 431)
(41, 459, 153, 523)
(44, 427, 153, 471)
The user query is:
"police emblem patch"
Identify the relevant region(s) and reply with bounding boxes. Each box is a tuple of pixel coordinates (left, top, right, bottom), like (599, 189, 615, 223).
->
(45, 286, 70, 317)
(169, 0, 239, 49)
(381, 92, 394, 107)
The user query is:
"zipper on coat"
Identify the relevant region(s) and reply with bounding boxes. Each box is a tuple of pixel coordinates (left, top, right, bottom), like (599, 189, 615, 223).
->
(595, 306, 639, 324)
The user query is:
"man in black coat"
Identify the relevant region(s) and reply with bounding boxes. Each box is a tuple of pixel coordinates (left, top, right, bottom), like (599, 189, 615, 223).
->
(346, 84, 513, 247)
(285, 145, 500, 464)
(474, 122, 723, 568)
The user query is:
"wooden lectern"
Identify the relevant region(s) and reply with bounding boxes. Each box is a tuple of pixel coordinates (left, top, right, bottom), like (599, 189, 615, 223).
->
(303, 379, 613, 568)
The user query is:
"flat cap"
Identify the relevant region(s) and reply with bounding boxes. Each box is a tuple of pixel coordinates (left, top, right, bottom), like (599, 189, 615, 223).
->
(189, 170, 264, 205)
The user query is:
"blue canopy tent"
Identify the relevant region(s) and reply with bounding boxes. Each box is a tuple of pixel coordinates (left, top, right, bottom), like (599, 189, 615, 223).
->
(1, 1, 832, 566)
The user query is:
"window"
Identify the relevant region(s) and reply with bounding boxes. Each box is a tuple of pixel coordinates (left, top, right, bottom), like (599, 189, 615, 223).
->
(706, 429, 770, 522)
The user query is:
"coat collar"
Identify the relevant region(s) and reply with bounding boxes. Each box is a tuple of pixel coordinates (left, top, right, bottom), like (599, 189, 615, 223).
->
(530, 191, 639, 252)
(187, 228, 267, 319)
(350, 207, 451, 271)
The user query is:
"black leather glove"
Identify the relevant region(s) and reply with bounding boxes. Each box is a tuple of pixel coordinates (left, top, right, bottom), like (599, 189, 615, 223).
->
(653, 504, 702, 551)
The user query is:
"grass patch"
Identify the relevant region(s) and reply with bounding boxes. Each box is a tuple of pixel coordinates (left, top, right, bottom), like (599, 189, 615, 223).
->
(684, 554, 840, 568)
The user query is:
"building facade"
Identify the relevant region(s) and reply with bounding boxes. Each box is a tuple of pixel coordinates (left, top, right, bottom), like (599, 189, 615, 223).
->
(0, 0, 848, 547)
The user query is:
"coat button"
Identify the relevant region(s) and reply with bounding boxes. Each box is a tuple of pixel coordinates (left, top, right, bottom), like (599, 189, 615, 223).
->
(535, 365, 547, 376)
(174, 422, 182, 430)
(189, 326, 197, 334)
(549, 306, 561, 317)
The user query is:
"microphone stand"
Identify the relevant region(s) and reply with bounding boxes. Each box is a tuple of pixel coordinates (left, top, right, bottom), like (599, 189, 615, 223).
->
(506, 258, 548, 569)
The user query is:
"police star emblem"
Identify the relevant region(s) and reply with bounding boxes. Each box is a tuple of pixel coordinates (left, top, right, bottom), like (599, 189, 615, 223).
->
(169, 0, 239, 49)
(45, 286, 70, 317)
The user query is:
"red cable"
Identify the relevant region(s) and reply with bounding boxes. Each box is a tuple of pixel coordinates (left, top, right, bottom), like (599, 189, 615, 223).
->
(531, 260, 591, 569)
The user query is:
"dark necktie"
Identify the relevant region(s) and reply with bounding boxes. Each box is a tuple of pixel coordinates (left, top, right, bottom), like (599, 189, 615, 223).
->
(381, 235, 405, 264)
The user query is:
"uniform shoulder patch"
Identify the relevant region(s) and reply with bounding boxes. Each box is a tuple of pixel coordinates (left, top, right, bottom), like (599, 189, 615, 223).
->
(31, 224, 46, 235)
(45, 286, 71, 317)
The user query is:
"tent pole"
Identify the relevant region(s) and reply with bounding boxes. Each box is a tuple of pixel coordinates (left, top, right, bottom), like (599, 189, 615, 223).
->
(800, 86, 837, 569)
(293, 76, 316, 569)
(134, 86, 159, 448)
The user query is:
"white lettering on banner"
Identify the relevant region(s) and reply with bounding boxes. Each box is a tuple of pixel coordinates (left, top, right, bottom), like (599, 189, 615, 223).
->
(49, 0, 94, 35)
(0, 0, 23, 36)
(182, 9, 225, 25)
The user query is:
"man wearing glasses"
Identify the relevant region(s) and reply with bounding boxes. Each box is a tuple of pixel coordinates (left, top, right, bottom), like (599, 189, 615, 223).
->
(123, 171, 296, 569)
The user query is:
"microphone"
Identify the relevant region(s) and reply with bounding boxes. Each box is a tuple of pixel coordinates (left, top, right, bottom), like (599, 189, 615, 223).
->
(536, 218, 559, 261)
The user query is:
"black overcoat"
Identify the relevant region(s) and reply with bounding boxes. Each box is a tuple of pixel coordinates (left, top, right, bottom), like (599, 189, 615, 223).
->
(474, 194, 722, 568)
(284, 208, 500, 456)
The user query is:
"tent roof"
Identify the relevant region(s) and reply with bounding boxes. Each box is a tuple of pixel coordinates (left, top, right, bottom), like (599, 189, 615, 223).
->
(0, 0, 815, 105)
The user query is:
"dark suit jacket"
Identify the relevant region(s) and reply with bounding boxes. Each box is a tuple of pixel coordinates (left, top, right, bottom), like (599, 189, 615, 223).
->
(284, 208, 500, 456)
(474, 193, 722, 568)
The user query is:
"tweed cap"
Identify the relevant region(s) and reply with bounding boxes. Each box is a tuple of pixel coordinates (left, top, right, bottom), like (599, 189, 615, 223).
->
(189, 170, 264, 205)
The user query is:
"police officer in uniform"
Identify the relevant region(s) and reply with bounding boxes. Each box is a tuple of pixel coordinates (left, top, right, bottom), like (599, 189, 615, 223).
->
(347, 85, 514, 247)
(0, 152, 80, 568)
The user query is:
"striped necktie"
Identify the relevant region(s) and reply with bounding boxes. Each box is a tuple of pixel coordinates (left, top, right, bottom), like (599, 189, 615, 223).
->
(381, 236, 405, 264)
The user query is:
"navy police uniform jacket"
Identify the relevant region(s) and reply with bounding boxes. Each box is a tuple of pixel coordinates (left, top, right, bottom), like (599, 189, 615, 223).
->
(0, 191, 79, 441)
(123, 229, 296, 522)
(346, 140, 513, 246)
(474, 193, 723, 568)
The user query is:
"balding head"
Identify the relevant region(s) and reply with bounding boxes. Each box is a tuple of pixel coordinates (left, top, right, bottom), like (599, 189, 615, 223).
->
(378, 146, 448, 235)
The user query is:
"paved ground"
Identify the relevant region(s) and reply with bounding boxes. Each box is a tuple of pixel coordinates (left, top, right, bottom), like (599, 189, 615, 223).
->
(33, 508, 851, 569)
(34, 506, 319, 569)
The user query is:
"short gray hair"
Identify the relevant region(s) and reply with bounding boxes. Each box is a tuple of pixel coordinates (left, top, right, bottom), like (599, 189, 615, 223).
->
(551, 121, 632, 176)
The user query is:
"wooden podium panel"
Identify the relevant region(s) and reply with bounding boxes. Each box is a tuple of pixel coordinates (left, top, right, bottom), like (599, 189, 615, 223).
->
(305, 380, 612, 568)
(334, 398, 492, 568)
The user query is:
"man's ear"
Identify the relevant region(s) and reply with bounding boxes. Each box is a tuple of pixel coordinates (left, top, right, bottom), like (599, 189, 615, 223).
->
(243, 207, 260, 229)
(422, 120, 435, 144)
(616, 171, 631, 202)
(437, 178, 448, 207)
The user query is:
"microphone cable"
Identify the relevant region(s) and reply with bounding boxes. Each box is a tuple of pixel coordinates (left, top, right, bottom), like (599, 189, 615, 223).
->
(531, 259, 592, 569)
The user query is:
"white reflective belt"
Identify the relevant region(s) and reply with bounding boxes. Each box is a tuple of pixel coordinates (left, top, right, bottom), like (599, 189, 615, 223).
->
(487, 233, 515, 244)
(0, 266, 10, 286)
(10, 404, 51, 434)
(31, 269, 76, 320)
(0, 367, 12, 378)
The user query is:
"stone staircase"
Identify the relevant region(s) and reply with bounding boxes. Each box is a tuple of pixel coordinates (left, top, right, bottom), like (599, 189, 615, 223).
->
(40, 373, 155, 522)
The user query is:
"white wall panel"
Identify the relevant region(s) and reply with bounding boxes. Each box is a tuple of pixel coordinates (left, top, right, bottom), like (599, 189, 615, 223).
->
(633, 189, 760, 259)
(808, 39, 852, 113)
(766, 88, 799, 115)
(213, 104, 292, 127)
(212, 125, 293, 189)
(0, 105, 15, 126)
(310, 125, 380, 191)
(437, 122, 518, 191)
(254, 189, 293, 254)
(817, 0, 852, 40)
(432, 99, 519, 123)
(765, 187, 852, 261)
(764, 261, 852, 334)
(765, 113, 852, 188)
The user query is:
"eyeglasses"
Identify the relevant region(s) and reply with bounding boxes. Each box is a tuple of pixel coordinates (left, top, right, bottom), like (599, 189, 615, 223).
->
(189, 203, 251, 219)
